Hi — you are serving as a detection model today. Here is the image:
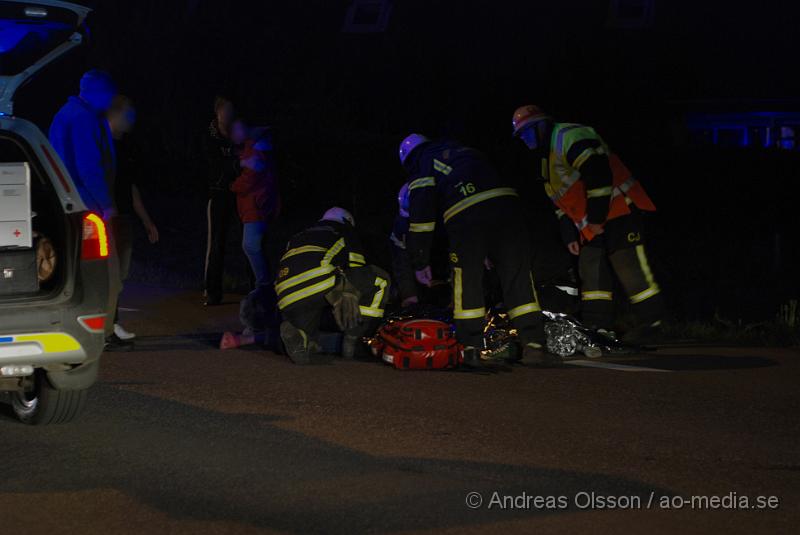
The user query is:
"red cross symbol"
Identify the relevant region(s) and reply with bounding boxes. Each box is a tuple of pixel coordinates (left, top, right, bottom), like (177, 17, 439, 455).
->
(13, 229, 21, 237)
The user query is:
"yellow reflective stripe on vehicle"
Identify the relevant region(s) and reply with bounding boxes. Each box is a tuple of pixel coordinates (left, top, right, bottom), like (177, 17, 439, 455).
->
(409, 176, 435, 190)
(409, 221, 436, 233)
(507, 302, 541, 319)
(275, 265, 336, 294)
(349, 252, 366, 266)
(359, 306, 385, 318)
(453, 267, 485, 320)
(322, 238, 345, 265)
(586, 186, 613, 198)
(13, 333, 81, 353)
(278, 276, 337, 309)
(630, 245, 661, 304)
(281, 245, 327, 262)
(443, 187, 518, 223)
(582, 290, 613, 301)
(433, 159, 452, 175)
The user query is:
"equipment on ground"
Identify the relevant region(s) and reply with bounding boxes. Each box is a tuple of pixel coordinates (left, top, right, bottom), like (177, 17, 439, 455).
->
(0, 163, 32, 248)
(369, 317, 462, 370)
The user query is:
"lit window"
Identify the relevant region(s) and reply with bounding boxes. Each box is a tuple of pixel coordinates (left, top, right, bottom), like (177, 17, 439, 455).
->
(342, 0, 393, 33)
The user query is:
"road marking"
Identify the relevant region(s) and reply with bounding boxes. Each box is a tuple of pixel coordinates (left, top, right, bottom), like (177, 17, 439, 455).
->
(118, 307, 141, 312)
(566, 359, 671, 372)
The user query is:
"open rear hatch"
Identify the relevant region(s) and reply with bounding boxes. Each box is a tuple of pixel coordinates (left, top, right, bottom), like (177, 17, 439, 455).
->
(1, 0, 89, 299)
(0, 0, 90, 115)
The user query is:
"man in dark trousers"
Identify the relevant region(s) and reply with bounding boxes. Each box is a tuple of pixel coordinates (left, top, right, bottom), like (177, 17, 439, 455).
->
(203, 96, 240, 306)
(399, 134, 556, 367)
(277, 208, 391, 364)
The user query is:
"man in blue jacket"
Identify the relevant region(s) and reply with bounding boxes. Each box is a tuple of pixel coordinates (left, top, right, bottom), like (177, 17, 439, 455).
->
(50, 70, 125, 348)
(49, 70, 117, 219)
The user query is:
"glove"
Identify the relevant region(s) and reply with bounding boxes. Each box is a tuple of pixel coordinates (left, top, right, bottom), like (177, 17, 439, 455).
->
(325, 274, 362, 331)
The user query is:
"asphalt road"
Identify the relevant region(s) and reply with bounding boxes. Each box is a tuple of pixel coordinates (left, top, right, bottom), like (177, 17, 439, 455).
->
(1, 285, 799, 534)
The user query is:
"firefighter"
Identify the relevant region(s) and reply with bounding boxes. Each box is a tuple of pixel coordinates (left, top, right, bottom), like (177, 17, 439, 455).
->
(276, 207, 391, 364)
(511, 105, 663, 338)
(399, 134, 556, 367)
(389, 182, 450, 308)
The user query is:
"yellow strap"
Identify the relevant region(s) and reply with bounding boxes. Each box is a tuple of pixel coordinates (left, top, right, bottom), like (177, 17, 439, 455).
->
(587, 186, 613, 198)
(507, 302, 541, 319)
(443, 187, 518, 223)
(276, 265, 335, 294)
(409, 176, 436, 190)
(281, 245, 327, 262)
(349, 252, 366, 266)
(278, 276, 336, 309)
(582, 290, 613, 301)
(409, 221, 436, 233)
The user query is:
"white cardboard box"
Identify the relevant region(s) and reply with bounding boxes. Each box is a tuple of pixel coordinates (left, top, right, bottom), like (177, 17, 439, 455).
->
(0, 162, 32, 249)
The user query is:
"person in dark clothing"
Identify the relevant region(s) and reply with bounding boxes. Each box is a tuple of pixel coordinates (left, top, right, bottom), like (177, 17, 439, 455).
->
(106, 95, 159, 347)
(203, 96, 240, 306)
(389, 182, 449, 308)
(399, 134, 556, 367)
(277, 208, 391, 364)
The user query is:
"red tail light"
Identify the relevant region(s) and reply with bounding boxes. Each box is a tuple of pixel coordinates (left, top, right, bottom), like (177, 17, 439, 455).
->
(81, 213, 109, 260)
(78, 314, 107, 333)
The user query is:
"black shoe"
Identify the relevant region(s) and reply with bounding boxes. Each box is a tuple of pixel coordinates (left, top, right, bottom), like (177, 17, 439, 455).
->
(341, 334, 372, 360)
(280, 321, 322, 365)
(521, 342, 562, 367)
(461, 346, 484, 369)
(105, 333, 134, 352)
(621, 321, 663, 345)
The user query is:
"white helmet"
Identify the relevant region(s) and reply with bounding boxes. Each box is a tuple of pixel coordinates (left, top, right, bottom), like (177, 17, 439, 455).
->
(321, 207, 355, 226)
(399, 133, 429, 164)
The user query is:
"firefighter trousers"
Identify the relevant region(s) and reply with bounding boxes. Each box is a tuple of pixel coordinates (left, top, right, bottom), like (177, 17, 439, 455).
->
(578, 212, 663, 329)
(281, 265, 390, 346)
(446, 197, 544, 348)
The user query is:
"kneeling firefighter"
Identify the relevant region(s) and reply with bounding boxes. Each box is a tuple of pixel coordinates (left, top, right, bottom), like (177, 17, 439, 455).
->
(276, 208, 391, 364)
(399, 134, 556, 366)
(511, 105, 663, 338)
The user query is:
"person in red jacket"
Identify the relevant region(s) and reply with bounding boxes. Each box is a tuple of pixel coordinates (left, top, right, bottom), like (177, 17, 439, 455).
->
(229, 119, 280, 287)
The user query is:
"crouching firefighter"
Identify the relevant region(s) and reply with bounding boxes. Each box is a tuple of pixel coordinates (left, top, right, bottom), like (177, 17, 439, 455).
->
(512, 105, 663, 339)
(398, 134, 557, 367)
(276, 208, 391, 364)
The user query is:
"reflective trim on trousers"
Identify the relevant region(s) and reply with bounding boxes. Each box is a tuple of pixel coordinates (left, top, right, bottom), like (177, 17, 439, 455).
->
(582, 290, 613, 301)
(453, 266, 486, 320)
(409, 221, 436, 233)
(630, 244, 660, 304)
(507, 302, 541, 319)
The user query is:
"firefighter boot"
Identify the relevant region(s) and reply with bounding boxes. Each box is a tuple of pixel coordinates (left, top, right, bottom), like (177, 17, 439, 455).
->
(280, 321, 321, 365)
(461, 346, 485, 369)
(342, 319, 380, 360)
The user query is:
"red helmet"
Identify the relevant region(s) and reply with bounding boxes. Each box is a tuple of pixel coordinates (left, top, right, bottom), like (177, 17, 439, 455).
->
(512, 104, 550, 136)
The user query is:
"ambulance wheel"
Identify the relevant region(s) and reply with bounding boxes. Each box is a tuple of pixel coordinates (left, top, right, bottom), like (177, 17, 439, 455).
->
(11, 371, 87, 425)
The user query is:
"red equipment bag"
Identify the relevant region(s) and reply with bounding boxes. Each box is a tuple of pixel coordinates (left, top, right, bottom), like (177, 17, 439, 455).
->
(370, 319, 463, 370)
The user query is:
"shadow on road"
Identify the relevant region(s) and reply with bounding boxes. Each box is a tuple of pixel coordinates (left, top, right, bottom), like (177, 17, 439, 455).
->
(0, 384, 672, 533)
(608, 354, 778, 371)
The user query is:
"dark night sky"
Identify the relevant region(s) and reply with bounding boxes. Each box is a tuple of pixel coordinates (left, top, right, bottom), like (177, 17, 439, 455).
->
(11, 0, 800, 320)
